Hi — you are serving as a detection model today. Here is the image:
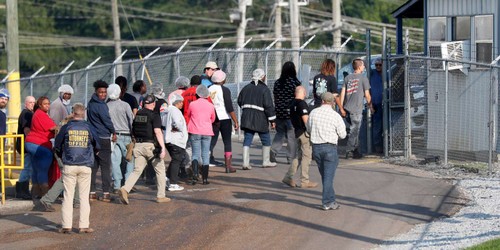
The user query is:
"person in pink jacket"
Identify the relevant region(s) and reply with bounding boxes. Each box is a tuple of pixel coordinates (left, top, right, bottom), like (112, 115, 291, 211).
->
(187, 85, 215, 185)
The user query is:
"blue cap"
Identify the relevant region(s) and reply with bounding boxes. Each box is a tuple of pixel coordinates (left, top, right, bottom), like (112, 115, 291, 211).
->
(0, 88, 10, 99)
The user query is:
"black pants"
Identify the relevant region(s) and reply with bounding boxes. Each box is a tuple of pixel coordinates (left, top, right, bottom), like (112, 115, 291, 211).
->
(91, 138, 112, 193)
(210, 119, 233, 154)
(166, 143, 186, 184)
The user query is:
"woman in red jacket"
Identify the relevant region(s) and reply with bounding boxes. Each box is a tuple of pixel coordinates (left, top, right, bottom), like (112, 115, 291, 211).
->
(25, 96, 57, 198)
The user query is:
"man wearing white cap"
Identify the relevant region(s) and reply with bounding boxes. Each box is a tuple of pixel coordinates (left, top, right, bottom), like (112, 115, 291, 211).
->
(237, 69, 277, 169)
(107, 84, 134, 192)
(201, 61, 219, 87)
(50, 84, 74, 125)
(0, 88, 10, 135)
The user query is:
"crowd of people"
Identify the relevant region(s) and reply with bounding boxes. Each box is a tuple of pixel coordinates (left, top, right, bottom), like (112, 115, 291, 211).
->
(2, 57, 382, 233)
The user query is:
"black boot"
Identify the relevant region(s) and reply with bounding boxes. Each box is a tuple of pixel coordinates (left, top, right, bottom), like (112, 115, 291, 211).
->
(190, 160, 199, 185)
(15, 182, 21, 198)
(17, 181, 32, 200)
(202, 165, 210, 185)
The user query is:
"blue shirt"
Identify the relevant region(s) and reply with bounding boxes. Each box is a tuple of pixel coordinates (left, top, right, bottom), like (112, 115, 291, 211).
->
(370, 71, 383, 105)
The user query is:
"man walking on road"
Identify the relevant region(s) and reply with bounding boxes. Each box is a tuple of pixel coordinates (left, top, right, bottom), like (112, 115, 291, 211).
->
(282, 86, 317, 189)
(119, 94, 170, 204)
(55, 103, 99, 234)
(237, 69, 277, 169)
(307, 92, 346, 210)
(339, 58, 374, 159)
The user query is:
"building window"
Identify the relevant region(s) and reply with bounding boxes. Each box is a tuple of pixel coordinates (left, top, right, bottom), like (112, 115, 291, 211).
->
(429, 17, 446, 42)
(453, 16, 471, 41)
(475, 15, 493, 64)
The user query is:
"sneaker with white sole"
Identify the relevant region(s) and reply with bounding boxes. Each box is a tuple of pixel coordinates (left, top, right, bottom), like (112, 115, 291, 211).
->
(322, 202, 340, 210)
(168, 184, 184, 192)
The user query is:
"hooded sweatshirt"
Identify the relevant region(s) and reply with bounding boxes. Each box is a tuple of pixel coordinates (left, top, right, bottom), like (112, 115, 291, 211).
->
(87, 93, 115, 138)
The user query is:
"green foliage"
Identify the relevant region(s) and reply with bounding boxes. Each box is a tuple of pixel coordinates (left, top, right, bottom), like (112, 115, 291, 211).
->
(466, 238, 500, 250)
(0, 0, 423, 76)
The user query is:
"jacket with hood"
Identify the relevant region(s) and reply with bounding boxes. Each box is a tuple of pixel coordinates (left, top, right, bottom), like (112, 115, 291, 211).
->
(87, 93, 115, 138)
(237, 80, 276, 133)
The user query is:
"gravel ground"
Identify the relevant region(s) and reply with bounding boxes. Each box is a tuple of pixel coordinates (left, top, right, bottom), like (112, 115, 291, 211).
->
(375, 157, 500, 249)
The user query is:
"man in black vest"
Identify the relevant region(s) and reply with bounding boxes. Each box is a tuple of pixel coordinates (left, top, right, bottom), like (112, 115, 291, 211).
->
(119, 94, 170, 204)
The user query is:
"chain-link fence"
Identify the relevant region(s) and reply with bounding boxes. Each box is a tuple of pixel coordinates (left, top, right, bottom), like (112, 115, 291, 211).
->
(3, 48, 365, 134)
(388, 54, 500, 168)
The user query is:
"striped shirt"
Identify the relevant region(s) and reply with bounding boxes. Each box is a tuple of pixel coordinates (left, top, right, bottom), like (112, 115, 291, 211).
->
(307, 104, 347, 145)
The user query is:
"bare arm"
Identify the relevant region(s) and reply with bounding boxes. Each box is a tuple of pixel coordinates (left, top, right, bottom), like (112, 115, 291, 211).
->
(339, 87, 346, 117)
(301, 114, 309, 125)
(154, 128, 166, 159)
(229, 111, 239, 130)
(364, 90, 375, 113)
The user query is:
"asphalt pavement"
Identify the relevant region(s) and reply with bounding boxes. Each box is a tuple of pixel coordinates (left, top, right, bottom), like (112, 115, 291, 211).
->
(0, 139, 466, 249)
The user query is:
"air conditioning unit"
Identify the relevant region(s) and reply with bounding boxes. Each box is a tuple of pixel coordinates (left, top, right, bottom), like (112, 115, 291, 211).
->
(428, 44, 443, 69)
(441, 40, 470, 70)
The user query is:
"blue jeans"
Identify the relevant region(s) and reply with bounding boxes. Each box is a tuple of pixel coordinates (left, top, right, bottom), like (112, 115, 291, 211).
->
(18, 152, 32, 182)
(25, 142, 53, 184)
(312, 143, 339, 206)
(346, 112, 363, 152)
(111, 134, 134, 190)
(271, 119, 296, 158)
(243, 129, 271, 147)
(190, 134, 211, 165)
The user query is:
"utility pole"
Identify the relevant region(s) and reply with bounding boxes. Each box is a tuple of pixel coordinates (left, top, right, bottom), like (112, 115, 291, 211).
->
(111, 0, 123, 76)
(289, 0, 300, 65)
(274, 0, 282, 79)
(6, 0, 21, 122)
(236, 0, 248, 90)
(332, 0, 342, 49)
(236, 0, 247, 50)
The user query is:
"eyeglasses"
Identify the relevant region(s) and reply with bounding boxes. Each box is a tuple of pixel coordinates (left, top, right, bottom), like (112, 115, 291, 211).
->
(375, 64, 382, 66)
(205, 68, 218, 71)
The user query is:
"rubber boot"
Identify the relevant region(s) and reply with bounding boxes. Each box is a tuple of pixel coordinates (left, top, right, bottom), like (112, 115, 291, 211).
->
(202, 165, 210, 185)
(189, 160, 199, 185)
(262, 146, 277, 168)
(17, 181, 32, 200)
(225, 155, 237, 173)
(242, 146, 252, 170)
(39, 183, 50, 197)
(31, 184, 41, 200)
(15, 182, 21, 198)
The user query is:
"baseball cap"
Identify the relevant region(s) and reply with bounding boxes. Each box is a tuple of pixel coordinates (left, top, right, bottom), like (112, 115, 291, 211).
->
(321, 92, 337, 103)
(0, 88, 10, 99)
(205, 61, 219, 70)
(143, 94, 156, 104)
(211, 70, 226, 83)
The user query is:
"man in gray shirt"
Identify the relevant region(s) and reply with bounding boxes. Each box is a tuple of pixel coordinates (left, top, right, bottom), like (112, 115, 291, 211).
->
(107, 84, 134, 192)
(339, 58, 374, 159)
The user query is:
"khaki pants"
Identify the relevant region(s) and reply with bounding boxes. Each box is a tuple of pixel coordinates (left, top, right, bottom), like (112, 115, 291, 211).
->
(284, 133, 312, 184)
(123, 142, 166, 198)
(62, 165, 92, 229)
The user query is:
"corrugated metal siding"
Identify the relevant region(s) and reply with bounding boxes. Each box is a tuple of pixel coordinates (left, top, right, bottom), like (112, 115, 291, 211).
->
(428, 0, 497, 16)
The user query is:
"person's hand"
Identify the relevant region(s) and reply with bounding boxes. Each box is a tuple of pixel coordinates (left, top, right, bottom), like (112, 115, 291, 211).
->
(370, 105, 375, 114)
(112, 133, 117, 142)
(234, 122, 239, 131)
(271, 122, 276, 129)
(160, 147, 166, 159)
(340, 109, 347, 117)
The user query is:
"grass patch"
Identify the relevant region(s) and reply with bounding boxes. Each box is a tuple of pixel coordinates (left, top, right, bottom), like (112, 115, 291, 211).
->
(466, 238, 500, 250)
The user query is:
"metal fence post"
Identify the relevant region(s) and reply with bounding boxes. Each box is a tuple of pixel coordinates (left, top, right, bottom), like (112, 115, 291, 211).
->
(366, 29, 372, 154)
(403, 53, 410, 159)
(382, 27, 389, 157)
(28, 66, 44, 97)
(444, 60, 449, 166)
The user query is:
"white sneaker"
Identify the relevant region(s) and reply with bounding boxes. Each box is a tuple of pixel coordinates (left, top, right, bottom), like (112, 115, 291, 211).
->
(168, 184, 184, 192)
